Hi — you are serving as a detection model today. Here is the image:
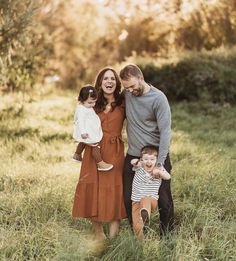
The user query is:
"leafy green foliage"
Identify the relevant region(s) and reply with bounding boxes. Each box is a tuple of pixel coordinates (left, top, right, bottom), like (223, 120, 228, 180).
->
(1, 0, 236, 93)
(0, 0, 48, 92)
(0, 0, 34, 55)
(138, 48, 236, 104)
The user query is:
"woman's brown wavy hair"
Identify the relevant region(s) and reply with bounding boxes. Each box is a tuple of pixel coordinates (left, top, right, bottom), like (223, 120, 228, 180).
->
(94, 67, 124, 113)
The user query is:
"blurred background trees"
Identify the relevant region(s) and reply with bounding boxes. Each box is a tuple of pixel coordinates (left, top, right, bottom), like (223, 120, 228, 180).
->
(0, 0, 47, 92)
(1, 0, 236, 103)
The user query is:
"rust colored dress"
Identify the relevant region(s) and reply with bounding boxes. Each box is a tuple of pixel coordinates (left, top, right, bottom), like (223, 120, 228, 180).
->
(72, 105, 127, 222)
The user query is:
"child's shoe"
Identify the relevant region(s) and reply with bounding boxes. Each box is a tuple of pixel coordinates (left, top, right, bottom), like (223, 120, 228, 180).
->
(72, 153, 82, 162)
(97, 161, 113, 171)
(140, 208, 150, 234)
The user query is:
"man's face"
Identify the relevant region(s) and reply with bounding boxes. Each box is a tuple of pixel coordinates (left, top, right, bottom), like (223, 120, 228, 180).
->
(121, 76, 144, 97)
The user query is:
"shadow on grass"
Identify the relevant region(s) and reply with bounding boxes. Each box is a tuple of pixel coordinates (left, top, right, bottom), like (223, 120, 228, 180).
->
(0, 126, 71, 143)
(0, 105, 24, 120)
(0, 127, 40, 139)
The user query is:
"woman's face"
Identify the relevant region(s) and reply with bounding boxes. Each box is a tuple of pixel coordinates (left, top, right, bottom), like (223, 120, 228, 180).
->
(101, 70, 117, 95)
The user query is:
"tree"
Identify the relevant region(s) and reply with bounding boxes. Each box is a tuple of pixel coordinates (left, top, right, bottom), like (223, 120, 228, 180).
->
(0, 0, 47, 92)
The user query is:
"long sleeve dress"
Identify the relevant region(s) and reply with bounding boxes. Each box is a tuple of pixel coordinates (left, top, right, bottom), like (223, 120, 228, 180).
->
(72, 105, 127, 222)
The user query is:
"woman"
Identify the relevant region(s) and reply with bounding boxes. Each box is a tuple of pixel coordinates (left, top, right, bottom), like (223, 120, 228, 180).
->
(72, 67, 126, 240)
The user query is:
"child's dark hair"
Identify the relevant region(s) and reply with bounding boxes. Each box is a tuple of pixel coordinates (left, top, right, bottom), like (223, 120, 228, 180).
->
(141, 145, 158, 157)
(78, 85, 97, 103)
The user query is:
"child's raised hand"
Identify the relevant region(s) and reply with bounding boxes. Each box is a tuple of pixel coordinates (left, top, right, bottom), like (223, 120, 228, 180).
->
(152, 164, 171, 180)
(81, 133, 89, 139)
(131, 158, 139, 166)
(130, 156, 141, 167)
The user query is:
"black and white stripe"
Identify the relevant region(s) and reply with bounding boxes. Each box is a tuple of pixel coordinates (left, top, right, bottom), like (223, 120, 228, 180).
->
(131, 167, 162, 202)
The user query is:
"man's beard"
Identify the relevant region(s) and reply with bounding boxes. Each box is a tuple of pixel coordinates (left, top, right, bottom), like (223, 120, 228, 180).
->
(132, 82, 144, 97)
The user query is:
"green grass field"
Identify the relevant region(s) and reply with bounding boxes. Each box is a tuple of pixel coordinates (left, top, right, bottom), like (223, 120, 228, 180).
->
(1, 91, 235, 260)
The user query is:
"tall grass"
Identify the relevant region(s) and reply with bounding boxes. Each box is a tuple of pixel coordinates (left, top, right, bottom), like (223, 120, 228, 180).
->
(1, 92, 235, 260)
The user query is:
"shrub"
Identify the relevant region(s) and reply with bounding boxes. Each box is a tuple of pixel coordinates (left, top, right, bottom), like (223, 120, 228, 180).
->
(138, 48, 236, 104)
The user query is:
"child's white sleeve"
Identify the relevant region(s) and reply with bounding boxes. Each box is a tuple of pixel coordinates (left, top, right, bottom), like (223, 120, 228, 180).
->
(74, 106, 86, 134)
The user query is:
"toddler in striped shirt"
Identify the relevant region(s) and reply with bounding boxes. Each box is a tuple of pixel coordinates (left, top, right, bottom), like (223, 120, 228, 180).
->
(131, 145, 171, 239)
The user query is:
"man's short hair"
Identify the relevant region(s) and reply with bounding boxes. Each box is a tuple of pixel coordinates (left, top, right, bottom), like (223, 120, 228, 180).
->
(119, 64, 143, 80)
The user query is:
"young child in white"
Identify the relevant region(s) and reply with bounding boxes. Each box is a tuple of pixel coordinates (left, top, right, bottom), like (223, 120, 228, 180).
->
(131, 145, 171, 239)
(73, 85, 113, 171)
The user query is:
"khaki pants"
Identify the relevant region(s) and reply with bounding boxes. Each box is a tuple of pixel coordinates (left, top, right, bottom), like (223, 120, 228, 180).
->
(132, 197, 157, 239)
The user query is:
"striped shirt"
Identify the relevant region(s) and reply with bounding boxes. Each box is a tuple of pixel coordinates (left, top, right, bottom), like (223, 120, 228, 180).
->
(131, 167, 162, 202)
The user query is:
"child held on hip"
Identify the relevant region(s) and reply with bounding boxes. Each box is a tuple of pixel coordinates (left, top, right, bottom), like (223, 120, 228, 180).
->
(73, 85, 113, 171)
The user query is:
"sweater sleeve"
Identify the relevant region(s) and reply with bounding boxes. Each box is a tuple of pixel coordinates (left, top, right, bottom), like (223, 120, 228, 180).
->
(154, 93, 171, 164)
(75, 105, 87, 134)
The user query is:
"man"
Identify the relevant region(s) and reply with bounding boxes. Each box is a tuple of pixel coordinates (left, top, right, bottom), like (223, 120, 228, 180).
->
(120, 64, 174, 236)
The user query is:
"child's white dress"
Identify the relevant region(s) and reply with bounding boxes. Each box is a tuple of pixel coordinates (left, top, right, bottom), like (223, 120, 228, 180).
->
(73, 104, 103, 144)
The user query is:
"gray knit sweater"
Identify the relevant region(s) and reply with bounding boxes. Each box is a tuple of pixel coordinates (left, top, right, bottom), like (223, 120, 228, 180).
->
(124, 85, 171, 164)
